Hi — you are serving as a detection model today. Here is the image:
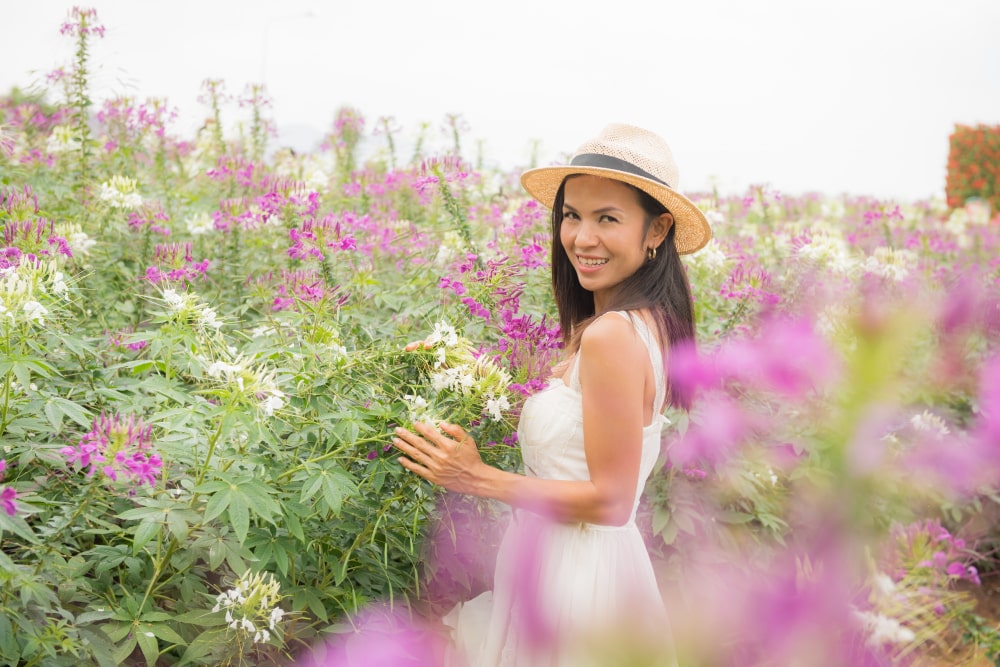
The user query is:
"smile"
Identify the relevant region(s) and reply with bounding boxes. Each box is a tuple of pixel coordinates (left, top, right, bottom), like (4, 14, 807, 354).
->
(577, 256, 608, 267)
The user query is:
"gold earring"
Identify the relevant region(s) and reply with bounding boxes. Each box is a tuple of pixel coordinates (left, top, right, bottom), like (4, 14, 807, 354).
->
(647, 246, 657, 261)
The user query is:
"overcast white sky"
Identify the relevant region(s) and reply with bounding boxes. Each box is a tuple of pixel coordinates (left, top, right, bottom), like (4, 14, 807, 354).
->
(3, 0, 998, 201)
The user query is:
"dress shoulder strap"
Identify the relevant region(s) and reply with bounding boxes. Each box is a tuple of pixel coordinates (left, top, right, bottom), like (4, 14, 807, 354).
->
(567, 311, 667, 410)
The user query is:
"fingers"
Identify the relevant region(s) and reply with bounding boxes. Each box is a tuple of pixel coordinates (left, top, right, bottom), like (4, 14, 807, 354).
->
(404, 340, 435, 352)
(438, 422, 470, 447)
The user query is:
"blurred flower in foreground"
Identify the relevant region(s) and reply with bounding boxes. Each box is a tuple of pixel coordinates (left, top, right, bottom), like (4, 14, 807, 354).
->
(295, 604, 444, 667)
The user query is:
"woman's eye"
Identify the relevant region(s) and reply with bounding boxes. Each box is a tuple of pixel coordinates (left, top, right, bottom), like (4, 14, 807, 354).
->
(562, 211, 579, 220)
(599, 215, 618, 224)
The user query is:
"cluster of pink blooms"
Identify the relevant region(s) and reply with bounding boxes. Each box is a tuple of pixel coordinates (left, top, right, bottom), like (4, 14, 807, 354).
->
(255, 269, 349, 312)
(144, 242, 209, 285)
(59, 6, 105, 38)
(719, 260, 781, 307)
(323, 106, 365, 153)
(0, 460, 17, 516)
(411, 156, 473, 202)
(2, 219, 73, 268)
(287, 214, 358, 262)
(97, 97, 177, 147)
(127, 202, 171, 236)
(884, 519, 982, 591)
(60, 413, 162, 491)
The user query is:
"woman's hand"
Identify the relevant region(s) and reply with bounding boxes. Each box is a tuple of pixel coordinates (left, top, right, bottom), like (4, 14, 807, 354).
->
(403, 340, 434, 352)
(392, 422, 485, 495)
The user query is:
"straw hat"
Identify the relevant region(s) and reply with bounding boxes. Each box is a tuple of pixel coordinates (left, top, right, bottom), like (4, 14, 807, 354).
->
(520, 124, 712, 255)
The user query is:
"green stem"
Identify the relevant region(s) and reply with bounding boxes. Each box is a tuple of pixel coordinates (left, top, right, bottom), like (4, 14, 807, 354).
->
(194, 418, 226, 487)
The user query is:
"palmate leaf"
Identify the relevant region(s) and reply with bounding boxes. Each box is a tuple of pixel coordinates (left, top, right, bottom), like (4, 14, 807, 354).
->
(196, 472, 281, 543)
(295, 463, 356, 517)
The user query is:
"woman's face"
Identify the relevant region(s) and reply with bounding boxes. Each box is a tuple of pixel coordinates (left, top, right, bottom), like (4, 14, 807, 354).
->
(559, 175, 656, 310)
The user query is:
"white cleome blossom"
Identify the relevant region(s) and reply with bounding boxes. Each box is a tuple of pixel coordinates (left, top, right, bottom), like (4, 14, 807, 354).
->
(910, 410, 950, 438)
(425, 320, 459, 349)
(212, 571, 286, 646)
(485, 393, 511, 422)
(796, 232, 858, 275)
(854, 610, 916, 646)
(46, 125, 81, 154)
(0, 261, 69, 327)
(99, 175, 143, 210)
(22, 300, 48, 325)
(689, 238, 728, 271)
(185, 212, 215, 236)
(862, 247, 917, 283)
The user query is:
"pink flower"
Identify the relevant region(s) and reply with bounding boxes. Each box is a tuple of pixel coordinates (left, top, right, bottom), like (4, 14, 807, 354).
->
(1, 486, 16, 516)
(60, 413, 161, 492)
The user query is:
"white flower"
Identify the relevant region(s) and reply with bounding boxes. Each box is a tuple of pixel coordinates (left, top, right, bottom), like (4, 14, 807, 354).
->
(260, 392, 285, 417)
(46, 125, 80, 153)
(22, 300, 48, 324)
(162, 288, 187, 311)
(99, 175, 143, 210)
(197, 306, 222, 330)
(206, 361, 241, 378)
(910, 410, 950, 437)
(269, 607, 286, 629)
(854, 610, 916, 646)
(185, 212, 215, 236)
(872, 572, 896, 598)
(67, 230, 97, 257)
(425, 321, 459, 349)
(485, 393, 510, 422)
(690, 238, 728, 271)
(862, 247, 916, 282)
(51, 271, 68, 297)
(305, 169, 329, 192)
(796, 233, 857, 275)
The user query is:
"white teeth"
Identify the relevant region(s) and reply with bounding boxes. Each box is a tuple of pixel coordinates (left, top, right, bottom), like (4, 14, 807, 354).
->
(579, 257, 608, 266)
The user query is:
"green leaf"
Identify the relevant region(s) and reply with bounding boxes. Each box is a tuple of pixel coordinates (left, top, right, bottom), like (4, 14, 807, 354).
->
(0, 613, 19, 663)
(228, 494, 249, 543)
(132, 519, 161, 554)
(147, 622, 186, 645)
(78, 626, 119, 667)
(45, 396, 93, 429)
(75, 609, 115, 624)
(203, 485, 233, 523)
(0, 510, 39, 544)
(177, 628, 227, 666)
(111, 634, 137, 664)
(173, 609, 229, 627)
(136, 627, 159, 666)
(103, 621, 133, 643)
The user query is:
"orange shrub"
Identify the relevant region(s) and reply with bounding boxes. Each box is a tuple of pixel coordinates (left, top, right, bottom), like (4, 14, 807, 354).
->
(946, 123, 1000, 212)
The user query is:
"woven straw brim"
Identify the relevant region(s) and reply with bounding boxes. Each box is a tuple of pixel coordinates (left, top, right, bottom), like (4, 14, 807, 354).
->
(520, 166, 712, 255)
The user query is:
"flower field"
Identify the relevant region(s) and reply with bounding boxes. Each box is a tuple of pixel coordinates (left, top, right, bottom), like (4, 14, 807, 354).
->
(1, 7, 999, 666)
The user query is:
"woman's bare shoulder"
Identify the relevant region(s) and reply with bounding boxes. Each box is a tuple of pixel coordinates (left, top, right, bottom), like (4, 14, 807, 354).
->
(579, 312, 646, 359)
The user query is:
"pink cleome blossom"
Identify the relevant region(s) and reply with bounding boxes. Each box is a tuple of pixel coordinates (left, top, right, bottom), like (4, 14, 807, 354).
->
(60, 413, 162, 491)
(0, 459, 16, 516)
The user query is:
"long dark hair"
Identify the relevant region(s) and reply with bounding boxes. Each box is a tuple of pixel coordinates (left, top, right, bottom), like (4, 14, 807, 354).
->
(550, 176, 696, 409)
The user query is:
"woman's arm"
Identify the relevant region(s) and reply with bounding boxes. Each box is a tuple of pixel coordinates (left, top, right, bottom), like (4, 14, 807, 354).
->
(392, 314, 648, 526)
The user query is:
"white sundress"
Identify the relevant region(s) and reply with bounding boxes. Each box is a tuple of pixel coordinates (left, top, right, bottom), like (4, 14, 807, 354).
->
(444, 311, 675, 666)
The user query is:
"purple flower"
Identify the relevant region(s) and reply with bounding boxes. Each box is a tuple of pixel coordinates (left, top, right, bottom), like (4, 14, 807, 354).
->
(668, 395, 757, 468)
(0, 486, 16, 516)
(60, 413, 161, 491)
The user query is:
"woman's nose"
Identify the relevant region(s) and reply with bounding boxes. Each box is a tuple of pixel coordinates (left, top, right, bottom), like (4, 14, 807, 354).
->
(575, 220, 598, 247)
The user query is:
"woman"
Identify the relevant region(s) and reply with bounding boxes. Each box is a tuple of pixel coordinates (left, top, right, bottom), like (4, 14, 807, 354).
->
(393, 124, 712, 665)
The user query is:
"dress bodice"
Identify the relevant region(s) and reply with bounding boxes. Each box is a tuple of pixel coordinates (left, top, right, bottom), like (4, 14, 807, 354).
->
(515, 311, 669, 523)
